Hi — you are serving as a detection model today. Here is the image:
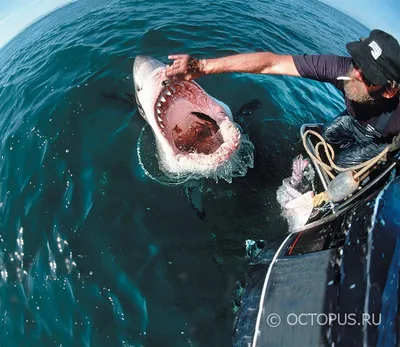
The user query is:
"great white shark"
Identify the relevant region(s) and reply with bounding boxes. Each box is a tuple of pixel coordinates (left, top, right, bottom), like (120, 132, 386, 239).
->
(133, 55, 252, 180)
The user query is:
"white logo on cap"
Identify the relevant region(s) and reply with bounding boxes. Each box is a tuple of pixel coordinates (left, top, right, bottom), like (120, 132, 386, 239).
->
(369, 41, 382, 60)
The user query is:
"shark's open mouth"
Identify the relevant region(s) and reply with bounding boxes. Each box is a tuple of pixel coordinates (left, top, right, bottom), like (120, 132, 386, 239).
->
(133, 55, 252, 178)
(154, 80, 230, 155)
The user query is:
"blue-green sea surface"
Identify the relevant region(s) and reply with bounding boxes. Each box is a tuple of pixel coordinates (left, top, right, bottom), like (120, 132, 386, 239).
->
(0, 0, 369, 346)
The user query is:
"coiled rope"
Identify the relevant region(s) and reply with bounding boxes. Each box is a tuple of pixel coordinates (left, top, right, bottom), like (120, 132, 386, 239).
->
(302, 129, 389, 180)
(302, 130, 390, 206)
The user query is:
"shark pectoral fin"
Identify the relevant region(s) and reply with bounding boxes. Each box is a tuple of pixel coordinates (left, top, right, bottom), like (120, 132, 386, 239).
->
(184, 180, 205, 220)
(233, 99, 263, 130)
(124, 92, 135, 104)
(101, 92, 136, 106)
(237, 99, 263, 116)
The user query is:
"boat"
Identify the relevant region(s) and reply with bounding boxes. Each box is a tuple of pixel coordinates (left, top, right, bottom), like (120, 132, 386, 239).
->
(233, 123, 400, 347)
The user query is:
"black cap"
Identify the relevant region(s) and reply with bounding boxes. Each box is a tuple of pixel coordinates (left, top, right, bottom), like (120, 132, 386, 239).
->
(346, 29, 400, 85)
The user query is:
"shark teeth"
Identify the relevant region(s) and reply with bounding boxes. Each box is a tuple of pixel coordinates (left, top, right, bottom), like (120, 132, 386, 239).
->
(155, 80, 187, 132)
(156, 107, 165, 128)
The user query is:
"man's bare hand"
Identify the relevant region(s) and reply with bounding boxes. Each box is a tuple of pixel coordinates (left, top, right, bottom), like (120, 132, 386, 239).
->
(165, 54, 204, 81)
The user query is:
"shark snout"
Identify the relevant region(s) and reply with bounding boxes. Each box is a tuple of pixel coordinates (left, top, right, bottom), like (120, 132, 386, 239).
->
(134, 56, 165, 76)
(134, 55, 167, 93)
(134, 55, 151, 68)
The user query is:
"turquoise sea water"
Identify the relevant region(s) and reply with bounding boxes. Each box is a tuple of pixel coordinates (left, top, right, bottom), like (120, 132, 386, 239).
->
(0, 0, 370, 346)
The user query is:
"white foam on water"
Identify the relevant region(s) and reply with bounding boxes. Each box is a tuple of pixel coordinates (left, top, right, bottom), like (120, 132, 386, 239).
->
(137, 123, 254, 185)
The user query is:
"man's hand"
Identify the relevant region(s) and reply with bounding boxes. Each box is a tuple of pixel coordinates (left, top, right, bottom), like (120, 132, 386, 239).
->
(389, 133, 400, 152)
(165, 54, 205, 81)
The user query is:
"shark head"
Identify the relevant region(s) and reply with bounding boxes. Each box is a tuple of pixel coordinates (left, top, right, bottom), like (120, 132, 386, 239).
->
(133, 56, 244, 178)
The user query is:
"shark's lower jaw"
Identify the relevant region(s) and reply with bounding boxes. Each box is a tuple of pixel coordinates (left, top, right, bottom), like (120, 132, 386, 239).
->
(153, 80, 240, 163)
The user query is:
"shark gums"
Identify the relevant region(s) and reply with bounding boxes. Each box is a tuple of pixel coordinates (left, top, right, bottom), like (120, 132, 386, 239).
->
(133, 56, 254, 182)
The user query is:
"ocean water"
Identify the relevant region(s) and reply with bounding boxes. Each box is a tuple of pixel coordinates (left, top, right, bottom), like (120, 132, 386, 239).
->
(0, 0, 370, 346)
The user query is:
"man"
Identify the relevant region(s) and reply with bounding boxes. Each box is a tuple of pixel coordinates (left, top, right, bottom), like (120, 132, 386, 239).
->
(165, 29, 400, 167)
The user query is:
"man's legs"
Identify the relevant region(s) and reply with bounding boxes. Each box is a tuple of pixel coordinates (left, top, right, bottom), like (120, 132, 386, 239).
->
(323, 113, 359, 148)
(331, 141, 387, 167)
(322, 113, 387, 168)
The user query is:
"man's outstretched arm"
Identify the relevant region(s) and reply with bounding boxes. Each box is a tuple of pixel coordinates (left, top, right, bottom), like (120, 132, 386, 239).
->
(165, 52, 301, 81)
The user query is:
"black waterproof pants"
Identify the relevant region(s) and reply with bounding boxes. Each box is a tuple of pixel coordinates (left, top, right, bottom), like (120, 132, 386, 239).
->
(322, 113, 387, 168)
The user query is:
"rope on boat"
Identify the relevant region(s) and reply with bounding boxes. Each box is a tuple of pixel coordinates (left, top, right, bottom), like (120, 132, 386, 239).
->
(301, 130, 390, 206)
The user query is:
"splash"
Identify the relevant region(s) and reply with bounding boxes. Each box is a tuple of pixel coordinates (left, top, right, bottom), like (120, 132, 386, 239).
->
(137, 123, 254, 185)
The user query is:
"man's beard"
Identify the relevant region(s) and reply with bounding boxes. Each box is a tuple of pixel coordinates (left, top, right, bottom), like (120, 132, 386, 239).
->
(343, 69, 380, 104)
